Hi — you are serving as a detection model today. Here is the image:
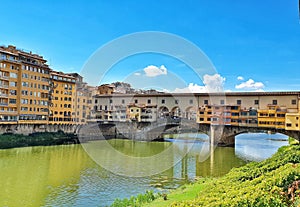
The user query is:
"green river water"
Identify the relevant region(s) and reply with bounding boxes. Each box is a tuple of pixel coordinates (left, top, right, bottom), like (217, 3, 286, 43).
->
(0, 133, 288, 206)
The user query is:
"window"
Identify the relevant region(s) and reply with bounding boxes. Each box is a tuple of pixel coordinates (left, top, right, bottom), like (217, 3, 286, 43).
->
(10, 82, 17, 87)
(122, 99, 125, 104)
(220, 100, 225, 105)
(272, 100, 277, 105)
(189, 99, 193, 104)
(147, 99, 151, 104)
(292, 99, 297, 105)
(21, 99, 28, 104)
(22, 82, 29, 87)
(10, 72, 17, 78)
(254, 100, 259, 105)
(21, 107, 28, 111)
(10, 90, 17, 95)
(286, 123, 292, 127)
(134, 99, 138, 104)
(95, 99, 98, 104)
(110, 99, 113, 104)
(237, 100, 241, 105)
(22, 73, 28, 78)
(175, 99, 179, 104)
(204, 100, 208, 105)
(21, 90, 28, 96)
(161, 99, 165, 104)
(9, 99, 16, 104)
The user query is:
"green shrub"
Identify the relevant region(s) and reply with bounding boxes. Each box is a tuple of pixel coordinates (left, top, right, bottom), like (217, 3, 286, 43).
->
(170, 145, 300, 207)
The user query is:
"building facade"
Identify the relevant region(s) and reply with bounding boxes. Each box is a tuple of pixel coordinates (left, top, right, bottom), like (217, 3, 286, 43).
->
(0, 45, 51, 124)
(91, 92, 300, 132)
(49, 71, 76, 125)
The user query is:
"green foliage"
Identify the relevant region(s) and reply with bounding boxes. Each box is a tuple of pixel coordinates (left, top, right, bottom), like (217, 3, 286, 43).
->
(289, 137, 299, 145)
(169, 145, 300, 207)
(111, 190, 158, 207)
(0, 132, 78, 149)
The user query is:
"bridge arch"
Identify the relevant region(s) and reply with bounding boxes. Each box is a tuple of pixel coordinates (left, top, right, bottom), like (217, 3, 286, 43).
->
(158, 106, 170, 119)
(171, 106, 182, 118)
(185, 106, 197, 120)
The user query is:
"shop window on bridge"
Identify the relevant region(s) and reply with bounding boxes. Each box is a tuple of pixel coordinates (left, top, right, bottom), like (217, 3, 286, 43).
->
(241, 111, 248, 116)
(231, 106, 239, 110)
(249, 110, 257, 116)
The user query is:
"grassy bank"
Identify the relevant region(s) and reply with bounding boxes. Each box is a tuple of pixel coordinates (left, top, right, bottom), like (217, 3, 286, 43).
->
(0, 131, 79, 149)
(111, 141, 300, 207)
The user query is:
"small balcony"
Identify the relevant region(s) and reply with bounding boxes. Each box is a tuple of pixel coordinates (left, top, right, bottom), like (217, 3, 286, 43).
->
(0, 75, 9, 80)
(0, 84, 8, 89)
(0, 93, 8, 98)
(0, 102, 8, 106)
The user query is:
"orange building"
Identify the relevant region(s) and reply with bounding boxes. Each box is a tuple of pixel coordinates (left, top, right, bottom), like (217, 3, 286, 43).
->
(0, 45, 51, 124)
(49, 71, 76, 125)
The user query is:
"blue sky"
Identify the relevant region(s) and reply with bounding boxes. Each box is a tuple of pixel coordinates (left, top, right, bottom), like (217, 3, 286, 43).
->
(1, 0, 300, 92)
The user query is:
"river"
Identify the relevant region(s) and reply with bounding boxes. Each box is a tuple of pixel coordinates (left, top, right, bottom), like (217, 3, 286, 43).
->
(0, 133, 288, 207)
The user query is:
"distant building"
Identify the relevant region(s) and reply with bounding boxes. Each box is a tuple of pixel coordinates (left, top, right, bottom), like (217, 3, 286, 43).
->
(97, 84, 115, 94)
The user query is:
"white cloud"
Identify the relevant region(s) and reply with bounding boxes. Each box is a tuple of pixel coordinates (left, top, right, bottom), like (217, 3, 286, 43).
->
(143, 65, 167, 77)
(134, 72, 141, 76)
(237, 76, 244, 81)
(167, 74, 226, 93)
(171, 83, 207, 93)
(203, 74, 225, 92)
(235, 79, 265, 91)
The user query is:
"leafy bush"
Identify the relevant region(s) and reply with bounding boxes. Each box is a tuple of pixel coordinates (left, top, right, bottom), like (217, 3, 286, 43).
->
(170, 145, 300, 207)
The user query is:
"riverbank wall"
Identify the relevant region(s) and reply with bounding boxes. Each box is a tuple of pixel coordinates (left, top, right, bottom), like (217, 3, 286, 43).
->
(0, 124, 78, 135)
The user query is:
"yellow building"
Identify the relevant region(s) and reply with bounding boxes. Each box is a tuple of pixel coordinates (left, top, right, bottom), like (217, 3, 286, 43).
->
(0, 45, 51, 124)
(257, 105, 286, 129)
(49, 71, 76, 125)
(127, 104, 142, 122)
(285, 113, 300, 131)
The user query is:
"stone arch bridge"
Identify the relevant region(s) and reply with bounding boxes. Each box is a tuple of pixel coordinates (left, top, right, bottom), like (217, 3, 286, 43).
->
(77, 118, 300, 146)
